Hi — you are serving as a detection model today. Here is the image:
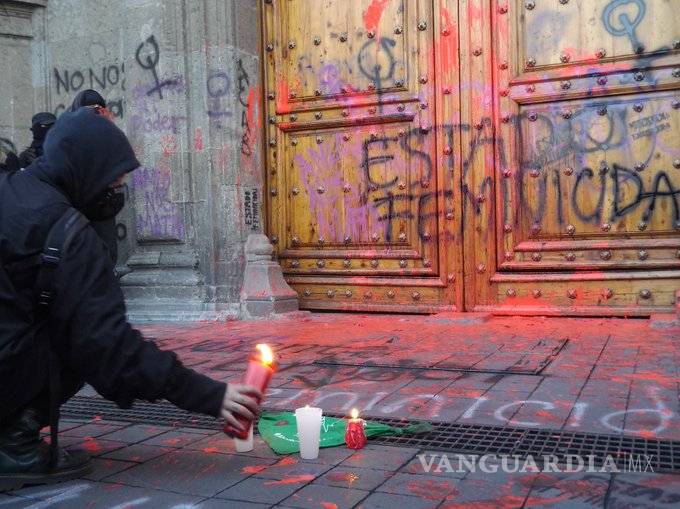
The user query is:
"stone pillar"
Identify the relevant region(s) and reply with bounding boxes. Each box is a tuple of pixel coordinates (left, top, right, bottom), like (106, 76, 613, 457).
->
(117, 0, 265, 321)
(116, 0, 223, 321)
(0, 0, 48, 154)
(240, 234, 299, 318)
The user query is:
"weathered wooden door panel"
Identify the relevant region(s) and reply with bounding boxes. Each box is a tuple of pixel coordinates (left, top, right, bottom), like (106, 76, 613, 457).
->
(478, 0, 680, 314)
(522, 0, 680, 68)
(262, 0, 462, 312)
(506, 90, 680, 271)
(279, 0, 409, 103)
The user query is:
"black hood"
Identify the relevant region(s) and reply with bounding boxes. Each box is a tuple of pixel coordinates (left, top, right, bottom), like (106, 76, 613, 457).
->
(70, 89, 106, 111)
(30, 112, 57, 142)
(34, 108, 139, 210)
(31, 112, 56, 130)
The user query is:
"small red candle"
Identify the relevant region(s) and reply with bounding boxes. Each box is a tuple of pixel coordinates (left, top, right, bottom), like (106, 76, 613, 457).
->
(345, 408, 367, 449)
(224, 344, 276, 440)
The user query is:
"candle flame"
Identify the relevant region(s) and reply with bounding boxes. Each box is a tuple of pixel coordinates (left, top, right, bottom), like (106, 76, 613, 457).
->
(350, 408, 359, 419)
(256, 344, 274, 365)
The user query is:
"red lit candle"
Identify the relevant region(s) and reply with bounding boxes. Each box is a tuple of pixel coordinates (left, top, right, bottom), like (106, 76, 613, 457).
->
(224, 344, 276, 440)
(345, 408, 367, 449)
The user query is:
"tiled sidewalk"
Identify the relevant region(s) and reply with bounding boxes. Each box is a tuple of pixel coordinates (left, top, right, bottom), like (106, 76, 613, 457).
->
(4, 418, 680, 508)
(2, 313, 679, 508)
(140, 313, 680, 439)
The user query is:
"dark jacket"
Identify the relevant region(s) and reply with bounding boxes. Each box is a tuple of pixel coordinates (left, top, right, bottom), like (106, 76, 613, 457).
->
(0, 109, 225, 419)
(18, 112, 56, 169)
(17, 142, 41, 169)
(69, 92, 118, 263)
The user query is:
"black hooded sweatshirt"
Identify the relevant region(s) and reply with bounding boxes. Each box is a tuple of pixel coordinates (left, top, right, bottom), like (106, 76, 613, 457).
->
(18, 112, 57, 169)
(0, 109, 226, 419)
(68, 92, 119, 263)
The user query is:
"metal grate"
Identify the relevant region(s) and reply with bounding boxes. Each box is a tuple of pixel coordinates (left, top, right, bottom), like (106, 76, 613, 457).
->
(370, 423, 680, 473)
(63, 396, 680, 474)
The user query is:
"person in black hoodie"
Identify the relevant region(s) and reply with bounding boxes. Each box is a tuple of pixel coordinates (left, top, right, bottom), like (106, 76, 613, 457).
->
(68, 90, 118, 264)
(17, 112, 56, 169)
(0, 109, 261, 490)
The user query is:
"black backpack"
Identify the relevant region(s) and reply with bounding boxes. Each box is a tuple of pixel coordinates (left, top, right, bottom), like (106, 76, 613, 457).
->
(0, 180, 89, 464)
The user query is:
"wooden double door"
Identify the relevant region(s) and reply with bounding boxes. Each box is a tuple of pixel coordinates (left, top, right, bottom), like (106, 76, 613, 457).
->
(261, 0, 680, 315)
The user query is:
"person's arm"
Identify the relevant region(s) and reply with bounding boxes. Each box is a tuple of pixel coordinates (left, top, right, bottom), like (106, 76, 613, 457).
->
(18, 148, 36, 169)
(52, 225, 226, 416)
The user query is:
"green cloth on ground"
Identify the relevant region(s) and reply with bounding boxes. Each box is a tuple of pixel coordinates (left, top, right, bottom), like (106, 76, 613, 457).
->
(257, 411, 432, 455)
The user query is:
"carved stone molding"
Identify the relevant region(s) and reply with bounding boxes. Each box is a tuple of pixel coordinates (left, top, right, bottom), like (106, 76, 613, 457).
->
(2, 1, 47, 9)
(0, 1, 45, 39)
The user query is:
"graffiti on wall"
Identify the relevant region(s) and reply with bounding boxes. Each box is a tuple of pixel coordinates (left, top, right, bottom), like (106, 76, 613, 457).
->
(132, 165, 186, 241)
(242, 187, 262, 232)
(135, 35, 181, 100)
(52, 63, 126, 118)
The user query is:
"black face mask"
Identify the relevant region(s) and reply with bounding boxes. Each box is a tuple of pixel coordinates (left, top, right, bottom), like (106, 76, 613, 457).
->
(31, 124, 53, 143)
(82, 187, 125, 221)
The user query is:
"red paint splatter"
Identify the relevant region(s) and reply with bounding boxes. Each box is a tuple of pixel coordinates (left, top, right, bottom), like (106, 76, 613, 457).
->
(276, 78, 292, 114)
(320, 502, 338, 509)
(441, 494, 527, 509)
(245, 87, 258, 131)
(438, 6, 458, 75)
(242, 464, 269, 474)
(160, 135, 176, 158)
(326, 472, 353, 482)
(203, 447, 220, 454)
(80, 440, 100, 453)
(363, 0, 390, 33)
(276, 456, 298, 466)
(194, 128, 204, 151)
(264, 475, 315, 486)
(407, 479, 458, 500)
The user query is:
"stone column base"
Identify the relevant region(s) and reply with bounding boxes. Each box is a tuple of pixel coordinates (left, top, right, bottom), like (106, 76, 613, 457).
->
(126, 301, 240, 322)
(240, 234, 299, 319)
(121, 250, 217, 321)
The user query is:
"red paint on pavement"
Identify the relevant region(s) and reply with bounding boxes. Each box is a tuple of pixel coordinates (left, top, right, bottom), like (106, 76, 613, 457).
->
(407, 479, 458, 500)
(264, 475, 315, 485)
(80, 438, 100, 453)
(242, 464, 269, 474)
(320, 502, 338, 509)
(276, 456, 298, 466)
(326, 472, 353, 482)
(139, 314, 680, 439)
(442, 495, 528, 509)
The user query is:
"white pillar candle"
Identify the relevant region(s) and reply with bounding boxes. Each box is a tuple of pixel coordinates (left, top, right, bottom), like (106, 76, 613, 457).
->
(233, 424, 254, 452)
(295, 406, 323, 459)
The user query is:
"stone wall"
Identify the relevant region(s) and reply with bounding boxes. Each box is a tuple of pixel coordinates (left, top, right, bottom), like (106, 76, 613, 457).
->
(0, 0, 266, 320)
